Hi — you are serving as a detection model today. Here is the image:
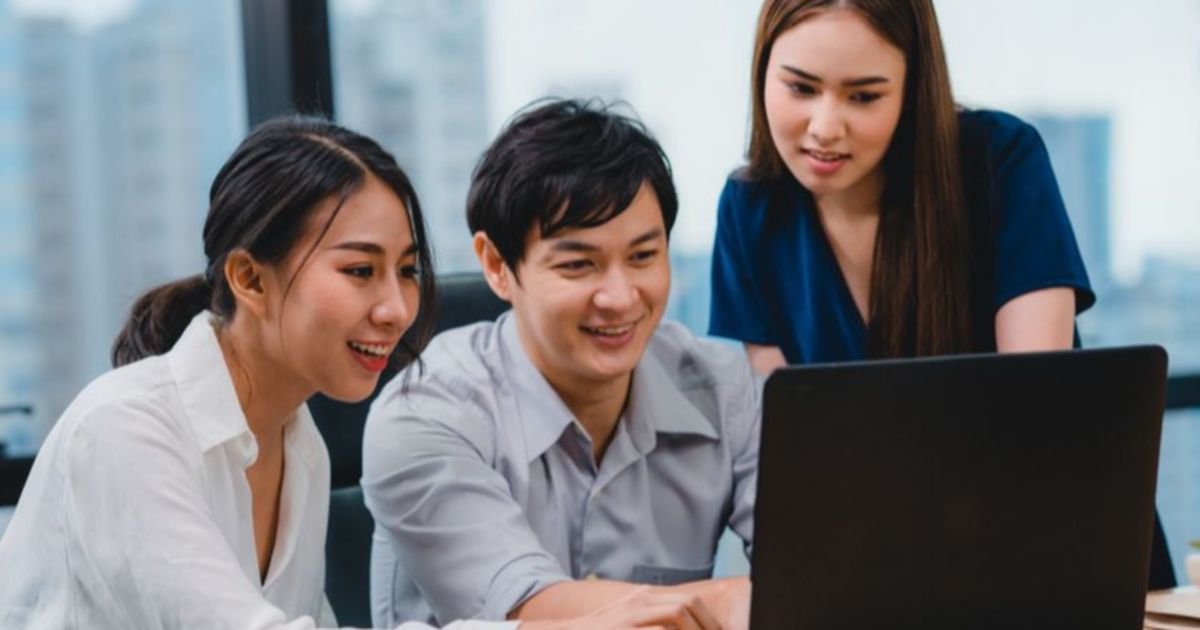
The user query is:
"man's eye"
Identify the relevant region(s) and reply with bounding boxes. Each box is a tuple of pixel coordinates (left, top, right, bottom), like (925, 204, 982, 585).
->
(555, 260, 592, 272)
(630, 249, 659, 263)
(343, 266, 373, 279)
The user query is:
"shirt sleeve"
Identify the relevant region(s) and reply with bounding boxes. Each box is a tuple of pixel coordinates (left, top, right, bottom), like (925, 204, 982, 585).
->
(721, 348, 761, 556)
(63, 400, 328, 630)
(363, 379, 570, 623)
(709, 177, 777, 345)
(989, 116, 1095, 313)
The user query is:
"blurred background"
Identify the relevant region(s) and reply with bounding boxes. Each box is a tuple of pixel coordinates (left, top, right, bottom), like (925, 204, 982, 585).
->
(0, 0, 1197, 575)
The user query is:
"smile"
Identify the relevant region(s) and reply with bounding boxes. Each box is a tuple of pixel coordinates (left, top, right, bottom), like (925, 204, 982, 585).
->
(801, 148, 850, 162)
(579, 316, 644, 338)
(347, 340, 393, 358)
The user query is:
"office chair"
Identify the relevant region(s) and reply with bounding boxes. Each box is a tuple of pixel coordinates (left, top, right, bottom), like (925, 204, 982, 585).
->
(319, 271, 508, 625)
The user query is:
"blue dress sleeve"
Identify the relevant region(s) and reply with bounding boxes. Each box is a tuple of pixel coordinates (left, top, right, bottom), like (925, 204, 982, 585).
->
(987, 113, 1096, 314)
(709, 177, 776, 345)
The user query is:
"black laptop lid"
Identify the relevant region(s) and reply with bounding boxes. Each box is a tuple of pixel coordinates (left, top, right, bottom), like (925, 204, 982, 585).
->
(750, 346, 1167, 630)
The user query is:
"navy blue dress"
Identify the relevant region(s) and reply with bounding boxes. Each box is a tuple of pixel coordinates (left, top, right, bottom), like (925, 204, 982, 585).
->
(709, 109, 1094, 363)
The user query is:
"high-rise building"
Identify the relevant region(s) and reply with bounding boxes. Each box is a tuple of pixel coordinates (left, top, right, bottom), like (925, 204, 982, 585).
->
(18, 16, 90, 447)
(0, 4, 37, 454)
(14, 0, 244, 435)
(332, 0, 490, 272)
(1027, 114, 1114, 292)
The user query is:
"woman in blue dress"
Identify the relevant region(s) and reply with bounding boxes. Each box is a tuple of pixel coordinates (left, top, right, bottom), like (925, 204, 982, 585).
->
(710, 0, 1092, 372)
(709, 0, 1176, 589)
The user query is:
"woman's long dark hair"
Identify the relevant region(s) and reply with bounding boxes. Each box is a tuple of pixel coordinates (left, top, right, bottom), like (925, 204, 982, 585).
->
(747, 0, 975, 358)
(111, 116, 438, 372)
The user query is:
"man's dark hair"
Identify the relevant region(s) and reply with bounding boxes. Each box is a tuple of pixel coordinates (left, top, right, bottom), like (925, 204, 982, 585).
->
(466, 98, 678, 275)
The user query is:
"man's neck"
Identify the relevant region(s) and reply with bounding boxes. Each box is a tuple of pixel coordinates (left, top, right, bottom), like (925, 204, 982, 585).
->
(548, 371, 632, 466)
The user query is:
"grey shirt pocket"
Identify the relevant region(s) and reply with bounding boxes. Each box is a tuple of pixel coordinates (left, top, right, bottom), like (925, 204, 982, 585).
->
(631, 563, 715, 586)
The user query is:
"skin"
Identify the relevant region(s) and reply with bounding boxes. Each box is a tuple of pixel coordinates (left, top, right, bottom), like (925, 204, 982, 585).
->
(475, 183, 751, 629)
(748, 9, 1075, 375)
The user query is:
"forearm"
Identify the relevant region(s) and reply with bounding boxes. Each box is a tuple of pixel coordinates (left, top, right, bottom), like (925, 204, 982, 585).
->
(509, 577, 746, 624)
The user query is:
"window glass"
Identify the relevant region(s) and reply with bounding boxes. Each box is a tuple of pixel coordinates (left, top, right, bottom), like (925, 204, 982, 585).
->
(0, 0, 246, 459)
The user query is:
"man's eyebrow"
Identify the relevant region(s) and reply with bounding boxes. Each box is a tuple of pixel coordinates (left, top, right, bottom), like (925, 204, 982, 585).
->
(782, 64, 890, 87)
(629, 227, 664, 247)
(549, 239, 600, 253)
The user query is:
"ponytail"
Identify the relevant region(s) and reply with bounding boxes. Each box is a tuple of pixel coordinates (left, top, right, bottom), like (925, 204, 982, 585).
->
(111, 275, 214, 367)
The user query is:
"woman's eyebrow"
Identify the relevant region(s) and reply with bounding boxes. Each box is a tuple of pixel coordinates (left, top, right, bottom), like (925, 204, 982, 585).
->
(782, 64, 889, 87)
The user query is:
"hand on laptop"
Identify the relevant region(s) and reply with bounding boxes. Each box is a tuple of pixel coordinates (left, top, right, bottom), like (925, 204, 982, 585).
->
(521, 585, 723, 629)
(693, 577, 750, 630)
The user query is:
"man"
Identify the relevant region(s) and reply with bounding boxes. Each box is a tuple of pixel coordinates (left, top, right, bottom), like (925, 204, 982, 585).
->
(363, 99, 758, 629)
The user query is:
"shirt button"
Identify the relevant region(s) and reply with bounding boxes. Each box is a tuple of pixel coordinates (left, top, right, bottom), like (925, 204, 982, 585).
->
(585, 573, 599, 581)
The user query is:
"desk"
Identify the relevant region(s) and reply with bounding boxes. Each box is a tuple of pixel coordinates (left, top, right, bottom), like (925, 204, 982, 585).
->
(1146, 586, 1200, 629)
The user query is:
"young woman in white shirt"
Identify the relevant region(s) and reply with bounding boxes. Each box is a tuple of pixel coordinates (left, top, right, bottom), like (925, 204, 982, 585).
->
(0, 117, 721, 630)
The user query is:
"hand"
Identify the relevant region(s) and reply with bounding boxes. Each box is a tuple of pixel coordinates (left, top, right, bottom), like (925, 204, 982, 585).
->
(522, 586, 723, 630)
(704, 577, 750, 630)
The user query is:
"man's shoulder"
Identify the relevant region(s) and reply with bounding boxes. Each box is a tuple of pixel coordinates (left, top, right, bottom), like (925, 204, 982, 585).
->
(647, 321, 755, 393)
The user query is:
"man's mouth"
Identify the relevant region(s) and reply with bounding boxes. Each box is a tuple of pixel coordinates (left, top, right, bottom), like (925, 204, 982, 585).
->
(580, 317, 643, 337)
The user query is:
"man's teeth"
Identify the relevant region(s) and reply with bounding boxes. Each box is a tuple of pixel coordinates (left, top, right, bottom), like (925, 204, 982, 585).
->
(583, 323, 634, 336)
(348, 341, 389, 357)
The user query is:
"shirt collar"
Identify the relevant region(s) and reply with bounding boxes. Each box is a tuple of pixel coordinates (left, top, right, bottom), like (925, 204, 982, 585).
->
(166, 311, 321, 469)
(497, 313, 577, 463)
(498, 313, 719, 464)
(626, 348, 720, 444)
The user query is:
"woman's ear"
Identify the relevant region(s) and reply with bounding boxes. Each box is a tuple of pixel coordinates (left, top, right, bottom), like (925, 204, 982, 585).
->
(224, 250, 269, 317)
(473, 231, 514, 303)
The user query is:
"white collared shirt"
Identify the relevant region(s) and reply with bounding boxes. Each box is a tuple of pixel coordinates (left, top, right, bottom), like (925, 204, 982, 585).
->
(0, 312, 514, 630)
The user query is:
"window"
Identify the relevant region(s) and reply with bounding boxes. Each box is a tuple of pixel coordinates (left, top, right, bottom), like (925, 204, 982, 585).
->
(0, 0, 247, 459)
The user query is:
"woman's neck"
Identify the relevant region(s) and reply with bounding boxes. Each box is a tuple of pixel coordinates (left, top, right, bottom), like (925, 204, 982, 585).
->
(812, 169, 886, 224)
(216, 318, 311, 446)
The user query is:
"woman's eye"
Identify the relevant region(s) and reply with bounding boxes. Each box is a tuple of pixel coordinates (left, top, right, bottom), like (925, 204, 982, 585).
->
(787, 82, 816, 96)
(343, 265, 374, 279)
(398, 264, 420, 280)
(850, 92, 882, 104)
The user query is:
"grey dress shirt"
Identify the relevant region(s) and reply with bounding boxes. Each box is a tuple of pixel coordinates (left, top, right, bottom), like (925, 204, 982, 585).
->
(362, 312, 760, 625)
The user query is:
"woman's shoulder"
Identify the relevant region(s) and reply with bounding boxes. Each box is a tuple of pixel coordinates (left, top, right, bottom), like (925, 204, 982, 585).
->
(57, 356, 191, 451)
(720, 169, 807, 228)
(958, 108, 1047, 162)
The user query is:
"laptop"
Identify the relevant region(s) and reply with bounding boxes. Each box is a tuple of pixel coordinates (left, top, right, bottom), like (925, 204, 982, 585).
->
(750, 346, 1168, 630)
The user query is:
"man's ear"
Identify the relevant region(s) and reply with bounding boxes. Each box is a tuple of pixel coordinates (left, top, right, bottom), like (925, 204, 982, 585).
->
(473, 231, 514, 303)
(224, 250, 269, 317)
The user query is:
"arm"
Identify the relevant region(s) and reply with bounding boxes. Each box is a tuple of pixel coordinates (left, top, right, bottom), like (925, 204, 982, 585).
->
(994, 287, 1076, 352)
(362, 384, 570, 622)
(743, 343, 787, 377)
(510, 578, 748, 630)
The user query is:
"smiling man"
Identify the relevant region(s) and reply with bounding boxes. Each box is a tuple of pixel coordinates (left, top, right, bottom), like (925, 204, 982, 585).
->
(362, 99, 758, 629)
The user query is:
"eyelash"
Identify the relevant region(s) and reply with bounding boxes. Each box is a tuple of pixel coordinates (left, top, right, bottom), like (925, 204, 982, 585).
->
(787, 82, 882, 104)
(553, 250, 659, 273)
(342, 264, 420, 280)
